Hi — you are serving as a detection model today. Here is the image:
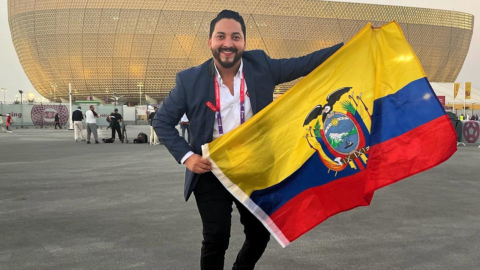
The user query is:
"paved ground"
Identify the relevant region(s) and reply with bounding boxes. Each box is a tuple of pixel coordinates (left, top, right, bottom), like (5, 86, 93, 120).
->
(1, 127, 479, 270)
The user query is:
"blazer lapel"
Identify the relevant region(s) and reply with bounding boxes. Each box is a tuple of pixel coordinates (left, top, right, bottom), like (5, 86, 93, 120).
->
(204, 60, 216, 143)
(243, 59, 257, 113)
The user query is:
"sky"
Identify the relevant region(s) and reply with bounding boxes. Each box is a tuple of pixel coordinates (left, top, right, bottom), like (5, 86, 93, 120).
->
(0, 0, 478, 103)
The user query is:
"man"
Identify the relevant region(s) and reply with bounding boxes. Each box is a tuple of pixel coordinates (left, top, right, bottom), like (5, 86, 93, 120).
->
(148, 107, 161, 145)
(85, 105, 99, 144)
(179, 113, 190, 143)
(109, 108, 123, 142)
(72, 106, 86, 142)
(153, 10, 342, 270)
(54, 113, 61, 129)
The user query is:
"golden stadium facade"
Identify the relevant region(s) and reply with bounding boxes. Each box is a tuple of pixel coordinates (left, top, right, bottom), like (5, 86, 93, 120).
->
(8, 0, 474, 103)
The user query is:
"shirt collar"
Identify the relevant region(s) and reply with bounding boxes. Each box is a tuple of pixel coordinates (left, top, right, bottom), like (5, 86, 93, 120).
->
(214, 59, 244, 84)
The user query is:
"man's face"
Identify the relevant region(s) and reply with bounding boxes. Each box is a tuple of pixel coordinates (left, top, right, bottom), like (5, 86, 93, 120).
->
(90, 106, 95, 111)
(208, 19, 245, 69)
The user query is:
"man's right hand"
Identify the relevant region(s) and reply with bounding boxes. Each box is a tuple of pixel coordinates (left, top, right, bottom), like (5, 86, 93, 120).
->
(185, 154, 212, 174)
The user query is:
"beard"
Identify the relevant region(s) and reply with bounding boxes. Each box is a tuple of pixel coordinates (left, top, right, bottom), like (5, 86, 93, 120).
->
(211, 47, 243, 69)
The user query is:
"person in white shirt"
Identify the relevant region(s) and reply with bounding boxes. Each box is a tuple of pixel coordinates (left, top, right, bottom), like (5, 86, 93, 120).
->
(180, 113, 190, 143)
(148, 107, 161, 145)
(85, 105, 99, 144)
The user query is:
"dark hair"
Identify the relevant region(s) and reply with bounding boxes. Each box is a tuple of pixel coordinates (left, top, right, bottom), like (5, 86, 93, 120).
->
(209, 10, 246, 39)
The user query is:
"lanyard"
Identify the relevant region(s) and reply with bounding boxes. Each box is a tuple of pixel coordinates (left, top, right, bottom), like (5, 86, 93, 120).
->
(214, 71, 245, 135)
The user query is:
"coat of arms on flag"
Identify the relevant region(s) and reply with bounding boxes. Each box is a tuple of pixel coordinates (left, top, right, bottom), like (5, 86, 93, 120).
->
(202, 22, 457, 247)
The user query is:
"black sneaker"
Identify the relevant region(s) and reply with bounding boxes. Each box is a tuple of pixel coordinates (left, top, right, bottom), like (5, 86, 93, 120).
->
(87, 141, 91, 144)
(95, 141, 99, 144)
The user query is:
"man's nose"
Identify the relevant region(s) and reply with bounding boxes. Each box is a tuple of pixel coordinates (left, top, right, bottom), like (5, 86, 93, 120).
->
(222, 37, 234, 47)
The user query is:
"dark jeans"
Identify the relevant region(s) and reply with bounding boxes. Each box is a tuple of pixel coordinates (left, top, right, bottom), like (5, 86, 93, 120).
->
(55, 122, 61, 129)
(112, 125, 122, 140)
(194, 172, 270, 270)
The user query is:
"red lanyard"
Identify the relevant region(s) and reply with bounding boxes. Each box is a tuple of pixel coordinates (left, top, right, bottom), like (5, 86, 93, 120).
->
(213, 71, 245, 135)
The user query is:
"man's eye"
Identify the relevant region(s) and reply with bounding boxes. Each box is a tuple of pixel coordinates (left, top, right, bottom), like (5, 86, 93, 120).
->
(233, 36, 240, 40)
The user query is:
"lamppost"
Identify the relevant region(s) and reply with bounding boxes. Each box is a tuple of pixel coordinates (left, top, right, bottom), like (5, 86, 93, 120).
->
(137, 82, 144, 105)
(50, 83, 57, 102)
(18, 90, 23, 104)
(473, 102, 476, 116)
(1, 88, 6, 104)
(106, 88, 109, 104)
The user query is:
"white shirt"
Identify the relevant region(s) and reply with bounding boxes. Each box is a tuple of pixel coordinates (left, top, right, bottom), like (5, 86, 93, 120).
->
(181, 60, 253, 164)
(85, 110, 97, 124)
(181, 114, 189, 122)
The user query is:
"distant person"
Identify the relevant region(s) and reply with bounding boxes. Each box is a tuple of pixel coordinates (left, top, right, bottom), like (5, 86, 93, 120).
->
(460, 114, 464, 121)
(180, 113, 190, 143)
(149, 107, 161, 145)
(109, 108, 123, 142)
(85, 105, 100, 144)
(72, 106, 86, 142)
(6, 113, 12, 131)
(54, 113, 61, 129)
(476, 114, 479, 121)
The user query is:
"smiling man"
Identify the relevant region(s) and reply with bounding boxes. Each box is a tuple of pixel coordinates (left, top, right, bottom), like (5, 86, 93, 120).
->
(153, 10, 342, 269)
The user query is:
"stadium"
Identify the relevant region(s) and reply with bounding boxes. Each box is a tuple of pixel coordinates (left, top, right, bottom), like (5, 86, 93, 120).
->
(8, 0, 474, 103)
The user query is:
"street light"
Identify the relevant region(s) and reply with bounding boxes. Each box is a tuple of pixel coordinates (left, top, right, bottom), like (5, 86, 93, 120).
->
(137, 82, 144, 105)
(50, 83, 57, 102)
(1, 88, 6, 104)
(18, 90, 23, 104)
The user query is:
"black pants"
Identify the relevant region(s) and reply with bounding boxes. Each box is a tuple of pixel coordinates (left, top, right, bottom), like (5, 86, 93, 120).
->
(112, 125, 122, 140)
(55, 122, 61, 129)
(194, 172, 270, 270)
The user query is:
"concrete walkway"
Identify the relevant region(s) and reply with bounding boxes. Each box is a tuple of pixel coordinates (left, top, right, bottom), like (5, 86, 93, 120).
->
(1, 127, 479, 270)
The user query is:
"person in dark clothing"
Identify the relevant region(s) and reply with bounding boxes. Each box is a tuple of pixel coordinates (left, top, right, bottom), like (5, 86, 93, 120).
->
(153, 10, 343, 270)
(54, 113, 61, 129)
(109, 108, 123, 142)
(106, 112, 113, 130)
(72, 106, 86, 141)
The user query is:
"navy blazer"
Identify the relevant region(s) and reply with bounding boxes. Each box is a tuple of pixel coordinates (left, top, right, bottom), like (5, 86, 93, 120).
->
(153, 44, 343, 201)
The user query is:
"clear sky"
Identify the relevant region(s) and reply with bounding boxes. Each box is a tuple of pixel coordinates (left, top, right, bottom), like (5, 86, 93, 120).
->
(0, 0, 478, 102)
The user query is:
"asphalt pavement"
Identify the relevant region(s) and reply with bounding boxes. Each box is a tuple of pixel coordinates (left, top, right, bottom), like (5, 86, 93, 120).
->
(1, 127, 479, 270)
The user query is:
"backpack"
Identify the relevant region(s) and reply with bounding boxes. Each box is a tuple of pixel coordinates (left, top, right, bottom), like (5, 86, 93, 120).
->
(135, 132, 148, 143)
(102, 138, 115, 143)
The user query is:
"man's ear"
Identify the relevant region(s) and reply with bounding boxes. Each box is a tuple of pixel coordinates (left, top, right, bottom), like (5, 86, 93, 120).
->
(208, 38, 212, 50)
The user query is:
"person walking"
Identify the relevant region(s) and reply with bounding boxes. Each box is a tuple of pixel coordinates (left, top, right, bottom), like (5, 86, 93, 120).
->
(54, 113, 61, 129)
(153, 10, 342, 270)
(72, 106, 86, 142)
(6, 113, 13, 131)
(85, 105, 99, 144)
(148, 107, 161, 145)
(180, 113, 190, 143)
(109, 108, 123, 142)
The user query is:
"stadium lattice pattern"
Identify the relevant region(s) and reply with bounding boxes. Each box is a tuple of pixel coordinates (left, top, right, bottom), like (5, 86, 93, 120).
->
(8, 0, 474, 102)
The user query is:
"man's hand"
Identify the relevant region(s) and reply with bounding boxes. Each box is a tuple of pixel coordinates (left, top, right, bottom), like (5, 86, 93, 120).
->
(185, 154, 212, 174)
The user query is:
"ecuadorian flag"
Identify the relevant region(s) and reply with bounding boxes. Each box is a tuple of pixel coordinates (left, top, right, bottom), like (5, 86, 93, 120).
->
(202, 22, 457, 247)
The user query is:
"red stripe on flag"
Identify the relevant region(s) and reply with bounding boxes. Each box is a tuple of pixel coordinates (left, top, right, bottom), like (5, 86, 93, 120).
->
(269, 115, 456, 243)
(365, 115, 457, 193)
